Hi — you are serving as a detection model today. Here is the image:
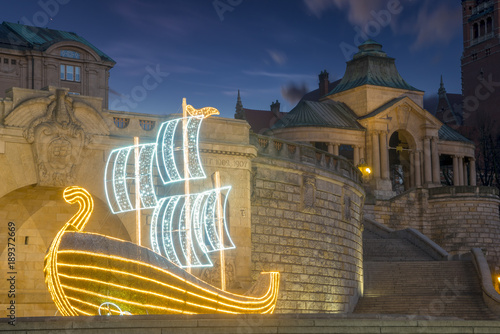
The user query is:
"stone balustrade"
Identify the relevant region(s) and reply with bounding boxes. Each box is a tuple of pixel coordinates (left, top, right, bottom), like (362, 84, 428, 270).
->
(250, 133, 361, 185)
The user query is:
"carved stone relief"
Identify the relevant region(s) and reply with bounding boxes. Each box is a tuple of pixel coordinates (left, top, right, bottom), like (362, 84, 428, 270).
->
(23, 89, 89, 186)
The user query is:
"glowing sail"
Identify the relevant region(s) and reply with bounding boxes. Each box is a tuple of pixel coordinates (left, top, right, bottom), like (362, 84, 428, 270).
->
(104, 116, 205, 214)
(150, 186, 235, 268)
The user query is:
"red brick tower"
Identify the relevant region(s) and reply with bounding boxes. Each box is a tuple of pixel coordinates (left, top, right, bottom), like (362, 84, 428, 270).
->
(461, 0, 500, 126)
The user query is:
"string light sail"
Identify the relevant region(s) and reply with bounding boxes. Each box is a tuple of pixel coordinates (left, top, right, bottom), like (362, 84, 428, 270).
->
(44, 100, 280, 316)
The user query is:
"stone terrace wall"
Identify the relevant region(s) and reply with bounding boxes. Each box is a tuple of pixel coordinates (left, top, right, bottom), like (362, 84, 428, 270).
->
(365, 186, 500, 265)
(249, 135, 365, 313)
(428, 186, 500, 263)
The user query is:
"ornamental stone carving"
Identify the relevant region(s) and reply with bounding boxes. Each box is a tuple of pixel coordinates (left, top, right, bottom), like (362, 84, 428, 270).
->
(22, 90, 88, 186)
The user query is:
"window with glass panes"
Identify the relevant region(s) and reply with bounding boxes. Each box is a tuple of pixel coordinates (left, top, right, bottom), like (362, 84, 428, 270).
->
(60, 65, 81, 82)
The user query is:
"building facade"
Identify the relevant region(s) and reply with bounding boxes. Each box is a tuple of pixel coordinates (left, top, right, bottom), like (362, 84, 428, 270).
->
(0, 22, 115, 108)
(267, 41, 476, 199)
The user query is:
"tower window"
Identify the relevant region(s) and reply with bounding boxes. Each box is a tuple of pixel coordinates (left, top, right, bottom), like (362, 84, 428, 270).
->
(486, 48, 491, 56)
(10, 59, 16, 65)
(3, 58, 8, 64)
(480, 20, 486, 36)
(60, 65, 81, 82)
(487, 17, 493, 33)
(472, 53, 478, 60)
(473, 23, 479, 38)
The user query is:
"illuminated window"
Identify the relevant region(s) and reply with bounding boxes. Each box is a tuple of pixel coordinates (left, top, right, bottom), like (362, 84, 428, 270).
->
(113, 117, 130, 129)
(140, 120, 156, 131)
(60, 65, 81, 82)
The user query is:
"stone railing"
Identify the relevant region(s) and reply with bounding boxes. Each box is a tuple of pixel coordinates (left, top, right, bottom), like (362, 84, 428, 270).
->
(249, 134, 361, 184)
(428, 186, 499, 199)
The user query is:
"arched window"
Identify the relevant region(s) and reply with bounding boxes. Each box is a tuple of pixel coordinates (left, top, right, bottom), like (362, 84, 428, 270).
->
(474, 23, 479, 38)
(480, 20, 486, 36)
(487, 17, 493, 34)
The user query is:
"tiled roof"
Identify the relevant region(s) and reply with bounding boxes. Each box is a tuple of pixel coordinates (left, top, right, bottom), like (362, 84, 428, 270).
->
(438, 124, 473, 144)
(328, 40, 422, 95)
(301, 79, 341, 101)
(0, 21, 115, 63)
(243, 108, 283, 133)
(271, 100, 364, 130)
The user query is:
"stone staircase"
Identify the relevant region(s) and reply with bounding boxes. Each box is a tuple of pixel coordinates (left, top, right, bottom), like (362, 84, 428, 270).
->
(354, 220, 498, 320)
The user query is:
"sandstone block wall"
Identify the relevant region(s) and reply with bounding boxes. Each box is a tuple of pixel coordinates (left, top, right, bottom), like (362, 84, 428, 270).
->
(365, 186, 500, 265)
(250, 136, 365, 313)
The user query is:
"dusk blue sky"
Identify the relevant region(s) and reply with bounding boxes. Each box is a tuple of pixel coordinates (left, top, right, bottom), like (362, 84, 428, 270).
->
(3, 0, 463, 118)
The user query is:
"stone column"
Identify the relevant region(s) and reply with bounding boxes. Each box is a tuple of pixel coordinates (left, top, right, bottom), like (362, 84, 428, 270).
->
(423, 137, 432, 184)
(469, 158, 477, 186)
(459, 157, 465, 185)
(353, 146, 360, 166)
(463, 160, 469, 185)
(333, 144, 339, 156)
(453, 155, 460, 186)
(380, 132, 389, 180)
(414, 150, 422, 187)
(409, 151, 415, 188)
(431, 137, 440, 184)
(372, 132, 381, 178)
(327, 143, 333, 155)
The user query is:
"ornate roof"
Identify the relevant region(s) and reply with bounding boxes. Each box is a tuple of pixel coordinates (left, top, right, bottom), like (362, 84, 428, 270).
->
(271, 100, 364, 130)
(328, 40, 422, 95)
(0, 21, 115, 63)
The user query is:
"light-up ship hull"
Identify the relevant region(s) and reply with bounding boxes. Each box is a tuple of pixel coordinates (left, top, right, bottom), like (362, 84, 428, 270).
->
(46, 231, 279, 315)
(44, 187, 280, 316)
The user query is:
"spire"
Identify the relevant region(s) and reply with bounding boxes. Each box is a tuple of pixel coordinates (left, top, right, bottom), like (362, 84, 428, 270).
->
(234, 89, 246, 120)
(438, 75, 447, 97)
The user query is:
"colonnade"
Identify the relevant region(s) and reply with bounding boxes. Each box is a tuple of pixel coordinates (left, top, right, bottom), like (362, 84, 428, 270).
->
(327, 143, 363, 166)
(324, 131, 476, 188)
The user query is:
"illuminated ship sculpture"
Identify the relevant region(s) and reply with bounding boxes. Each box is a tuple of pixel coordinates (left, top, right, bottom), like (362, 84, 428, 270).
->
(44, 103, 280, 316)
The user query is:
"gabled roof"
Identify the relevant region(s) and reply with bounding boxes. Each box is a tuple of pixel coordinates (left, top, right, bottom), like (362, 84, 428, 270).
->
(0, 21, 115, 63)
(243, 108, 283, 133)
(301, 79, 341, 102)
(328, 40, 422, 96)
(271, 100, 364, 130)
(438, 124, 473, 144)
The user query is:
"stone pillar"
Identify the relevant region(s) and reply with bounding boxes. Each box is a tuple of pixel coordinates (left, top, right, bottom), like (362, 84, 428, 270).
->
(431, 137, 440, 184)
(453, 155, 460, 186)
(380, 132, 389, 180)
(353, 146, 360, 166)
(458, 157, 464, 186)
(423, 137, 432, 184)
(372, 132, 380, 178)
(469, 158, 477, 186)
(327, 143, 333, 155)
(414, 150, 422, 187)
(410, 151, 415, 188)
(333, 144, 339, 156)
(463, 160, 469, 185)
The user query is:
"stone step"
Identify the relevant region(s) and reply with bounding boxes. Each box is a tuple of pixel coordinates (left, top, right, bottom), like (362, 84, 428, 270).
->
(363, 261, 482, 295)
(354, 295, 496, 320)
(354, 260, 495, 320)
(363, 238, 434, 261)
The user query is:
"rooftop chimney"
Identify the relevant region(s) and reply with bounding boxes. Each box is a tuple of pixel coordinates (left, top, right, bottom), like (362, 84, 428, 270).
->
(270, 100, 280, 118)
(319, 70, 329, 97)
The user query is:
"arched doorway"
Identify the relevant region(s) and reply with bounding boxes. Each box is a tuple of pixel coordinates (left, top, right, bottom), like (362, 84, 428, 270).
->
(388, 130, 415, 194)
(0, 185, 131, 317)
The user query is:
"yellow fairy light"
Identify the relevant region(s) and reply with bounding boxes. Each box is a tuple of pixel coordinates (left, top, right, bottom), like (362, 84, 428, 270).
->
(185, 104, 220, 118)
(44, 187, 280, 316)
